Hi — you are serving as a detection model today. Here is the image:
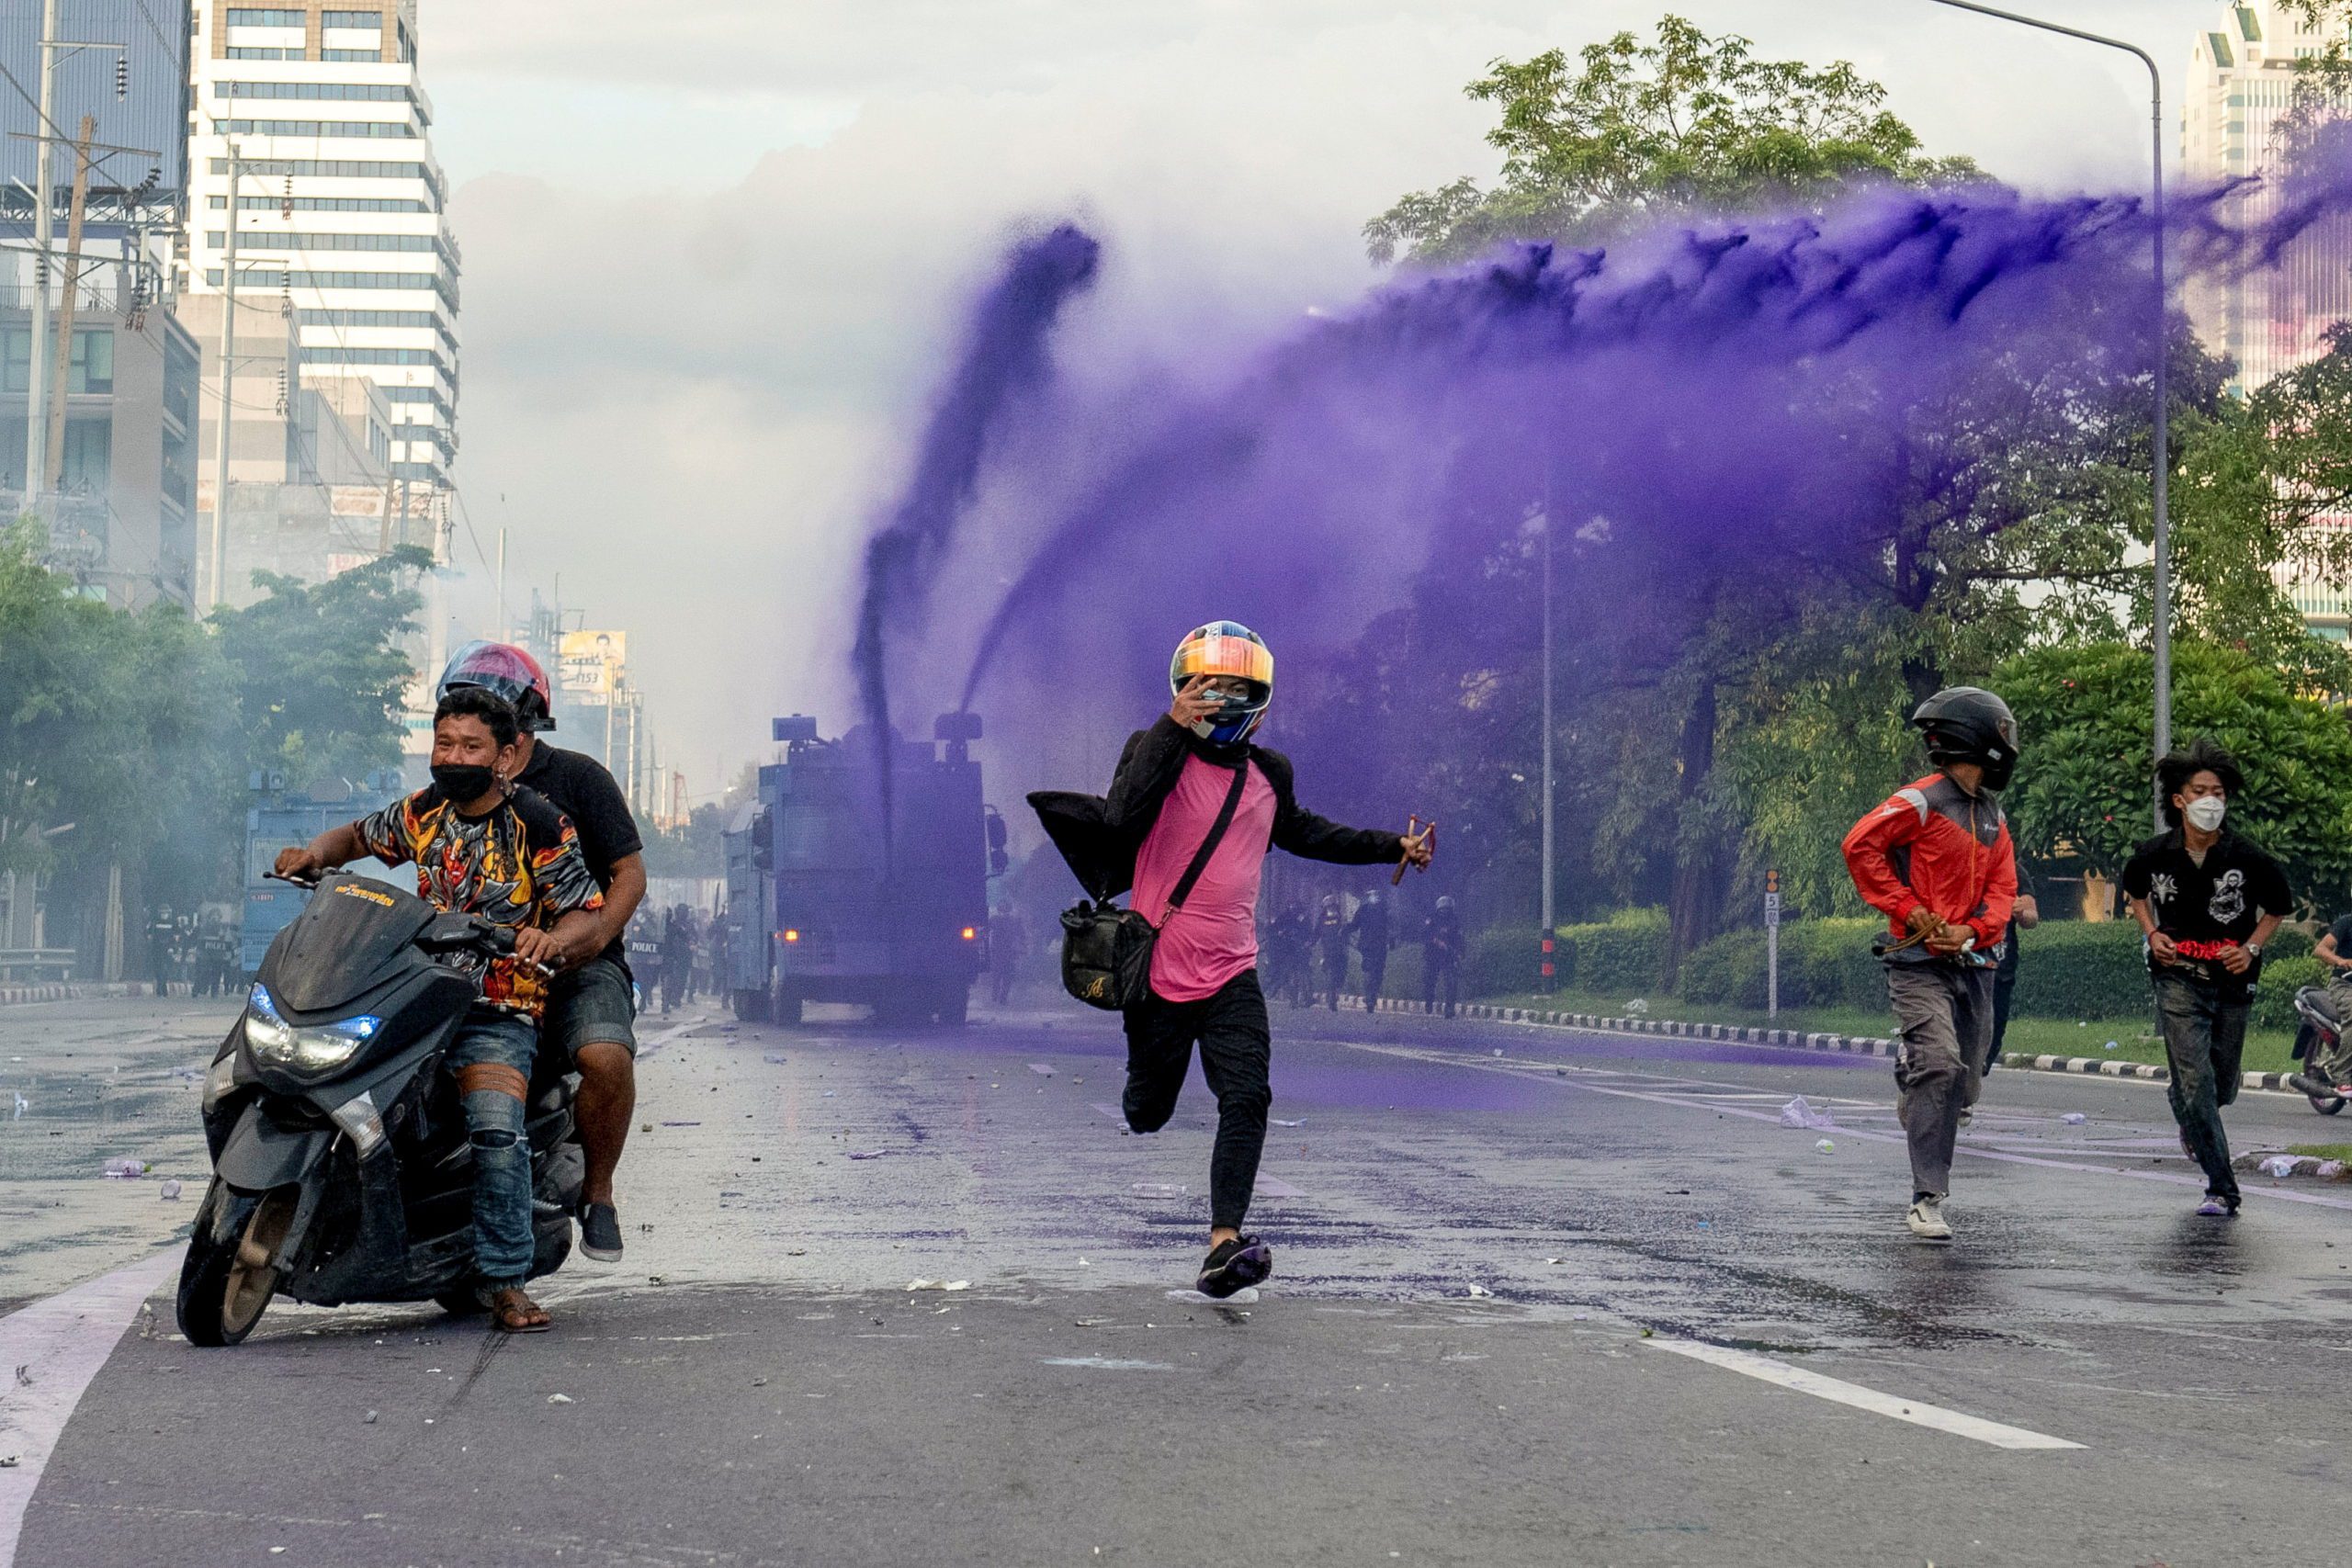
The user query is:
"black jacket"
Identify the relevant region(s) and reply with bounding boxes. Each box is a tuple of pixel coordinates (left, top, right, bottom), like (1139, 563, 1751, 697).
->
(1030, 716, 1400, 901)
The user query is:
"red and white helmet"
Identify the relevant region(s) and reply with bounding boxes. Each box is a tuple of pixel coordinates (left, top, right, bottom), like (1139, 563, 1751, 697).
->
(436, 640, 555, 733)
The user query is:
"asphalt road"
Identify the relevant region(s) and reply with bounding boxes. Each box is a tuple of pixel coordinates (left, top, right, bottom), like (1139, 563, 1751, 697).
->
(4, 987, 2349, 1566)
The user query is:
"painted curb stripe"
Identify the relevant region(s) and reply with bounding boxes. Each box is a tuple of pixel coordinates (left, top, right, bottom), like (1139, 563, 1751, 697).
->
(1645, 1338, 2084, 1451)
(0, 1252, 177, 1566)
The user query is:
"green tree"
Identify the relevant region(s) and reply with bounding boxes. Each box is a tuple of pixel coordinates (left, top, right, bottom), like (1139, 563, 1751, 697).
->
(1364, 15, 1979, 265)
(1997, 638, 2352, 906)
(210, 545, 431, 788)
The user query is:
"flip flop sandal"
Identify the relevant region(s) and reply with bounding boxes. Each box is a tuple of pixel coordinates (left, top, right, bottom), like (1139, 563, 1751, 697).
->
(480, 1286, 553, 1334)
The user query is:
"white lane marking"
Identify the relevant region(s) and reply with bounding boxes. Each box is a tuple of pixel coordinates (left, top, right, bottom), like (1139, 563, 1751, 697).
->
(1344, 1042, 2352, 1214)
(0, 1252, 176, 1565)
(1645, 1337, 2084, 1451)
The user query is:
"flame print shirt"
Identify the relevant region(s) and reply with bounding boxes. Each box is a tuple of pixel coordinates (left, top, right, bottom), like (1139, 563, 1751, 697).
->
(354, 783, 604, 1019)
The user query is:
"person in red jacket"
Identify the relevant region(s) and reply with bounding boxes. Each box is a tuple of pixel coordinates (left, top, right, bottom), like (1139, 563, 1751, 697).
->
(1841, 687, 2020, 1244)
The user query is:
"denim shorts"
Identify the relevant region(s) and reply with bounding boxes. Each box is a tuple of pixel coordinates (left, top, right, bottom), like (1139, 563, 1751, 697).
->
(543, 956, 638, 1063)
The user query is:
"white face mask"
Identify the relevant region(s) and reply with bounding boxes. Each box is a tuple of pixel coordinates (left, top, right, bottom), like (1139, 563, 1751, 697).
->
(2185, 795, 2227, 833)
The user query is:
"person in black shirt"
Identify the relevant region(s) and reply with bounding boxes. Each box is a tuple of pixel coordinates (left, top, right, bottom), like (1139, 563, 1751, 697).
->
(438, 642, 647, 1264)
(2303, 910, 2352, 1093)
(2120, 739, 2290, 1218)
(1349, 891, 1392, 1012)
(1423, 896, 1464, 1018)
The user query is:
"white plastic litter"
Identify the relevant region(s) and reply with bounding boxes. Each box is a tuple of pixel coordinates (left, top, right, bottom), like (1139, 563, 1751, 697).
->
(10, 1091, 25, 1119)
(547, 1393, 574, 1404)
(905, 1279, 971, 1292)
(1624, 998, 1649, 1016)
(2321, 1160, 2347, 1179)
(1814, 1138, 1836, 1155)
(1779, 1096, 1836, 1130)
(1465, 1284, 1493, 1298)
(158, 1179, 183, 1201)
(1270, 1118, 1305, 1127)
(2061, 1112, 2088, 1125)
(102, 1157, 149, 1179)
(2103, 1041, 2120, 1052)
(2259, 1155, 2302, 1179)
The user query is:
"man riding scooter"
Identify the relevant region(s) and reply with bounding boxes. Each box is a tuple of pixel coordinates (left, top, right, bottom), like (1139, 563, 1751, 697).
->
(275, 687, 603, 1332)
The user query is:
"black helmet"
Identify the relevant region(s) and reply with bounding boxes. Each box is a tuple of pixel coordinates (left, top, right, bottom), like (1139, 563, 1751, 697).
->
(1911, 686, 2020, 791)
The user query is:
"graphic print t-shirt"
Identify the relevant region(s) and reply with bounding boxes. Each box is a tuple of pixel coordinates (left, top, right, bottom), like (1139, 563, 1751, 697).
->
(354, 783, 603, 1018)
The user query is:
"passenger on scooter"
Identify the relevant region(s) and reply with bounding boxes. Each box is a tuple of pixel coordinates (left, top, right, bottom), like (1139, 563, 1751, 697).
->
(2312, 912, 2352, 1088)
(275, 686, 605, 1334)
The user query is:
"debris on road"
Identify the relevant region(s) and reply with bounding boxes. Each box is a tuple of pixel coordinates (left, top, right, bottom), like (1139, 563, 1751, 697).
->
(362, 1411, 377, 1424)
(1128, 1182, 1184, 1198)
(1779, 1097, 1835, 1131)
(2259, 1155, 2305, 1179)
(660, 1121, 701, 1127)
(1465, 1284, 1493, 1298)
(1815, 1139, 1835, 1155)
(2062, 1112, 2087, 1125)
(548, 1393, 574, 1404)
(102, 1156, 150, 1179)
(905, 1279, 970, 1292)
(159, 1179, 183, 1200)
(1270, 1118, 1305, 1127)
(846, 1149, 888, 1160)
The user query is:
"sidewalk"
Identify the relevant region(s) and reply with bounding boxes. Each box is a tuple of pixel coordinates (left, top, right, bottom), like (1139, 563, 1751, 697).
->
(1341, 992, 2314, 1096)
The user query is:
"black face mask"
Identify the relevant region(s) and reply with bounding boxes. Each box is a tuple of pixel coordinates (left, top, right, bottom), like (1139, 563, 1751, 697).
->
(431, 763, 499, 802)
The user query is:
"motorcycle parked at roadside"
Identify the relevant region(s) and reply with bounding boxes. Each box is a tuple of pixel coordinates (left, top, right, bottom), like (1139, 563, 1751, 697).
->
(2288, 984, 2351, 1116)
(178, 871, 583, 1347)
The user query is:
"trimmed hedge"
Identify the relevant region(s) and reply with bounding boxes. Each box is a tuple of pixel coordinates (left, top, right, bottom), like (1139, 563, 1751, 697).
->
(1555, 908, 1668, 995)
(1530, 911, 2322, 1029)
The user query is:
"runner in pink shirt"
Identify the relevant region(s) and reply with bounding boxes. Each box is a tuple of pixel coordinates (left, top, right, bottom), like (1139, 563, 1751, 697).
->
(1032, 622, 1433, 1298)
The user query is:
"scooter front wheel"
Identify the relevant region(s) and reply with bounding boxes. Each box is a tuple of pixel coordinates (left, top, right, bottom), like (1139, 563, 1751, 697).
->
(176, 1182, 295, 1347)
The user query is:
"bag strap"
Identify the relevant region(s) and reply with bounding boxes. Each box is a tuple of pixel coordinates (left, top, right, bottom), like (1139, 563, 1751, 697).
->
(1159, 761, 1250, 923)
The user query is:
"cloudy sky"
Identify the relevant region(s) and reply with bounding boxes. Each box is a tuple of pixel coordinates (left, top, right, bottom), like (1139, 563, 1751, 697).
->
(424, 0, 2234, 795)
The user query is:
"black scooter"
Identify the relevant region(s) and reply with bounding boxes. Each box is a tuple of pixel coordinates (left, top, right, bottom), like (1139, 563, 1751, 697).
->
(178, 872, 584, 1347)
(2289, 984, 2350, 1116)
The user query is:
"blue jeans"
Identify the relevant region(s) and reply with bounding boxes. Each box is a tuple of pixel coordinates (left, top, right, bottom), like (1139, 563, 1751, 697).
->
(447, 1010, 541, 1288)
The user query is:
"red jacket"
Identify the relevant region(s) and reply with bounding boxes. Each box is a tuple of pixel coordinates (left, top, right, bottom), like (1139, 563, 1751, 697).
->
(1841, 773, 2018, 955)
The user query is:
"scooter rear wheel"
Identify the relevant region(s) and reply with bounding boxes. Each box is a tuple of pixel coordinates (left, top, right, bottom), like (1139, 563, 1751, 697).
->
(176, 1183, 295, 1348)
(2316, 1092, 2347, 1116)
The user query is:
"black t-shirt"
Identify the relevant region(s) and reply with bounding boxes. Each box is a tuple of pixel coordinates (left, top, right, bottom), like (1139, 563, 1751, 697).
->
(2120, 829, 2291, 984)
(515, 741, 644, 968)
(2331, 913, 2352, 964)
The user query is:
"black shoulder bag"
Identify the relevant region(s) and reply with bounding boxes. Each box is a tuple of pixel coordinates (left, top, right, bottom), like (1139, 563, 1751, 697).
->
(1060, 761, 1250, 1011)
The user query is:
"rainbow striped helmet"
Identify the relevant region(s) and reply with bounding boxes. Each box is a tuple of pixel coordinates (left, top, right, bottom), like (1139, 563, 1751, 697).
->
(1170, 621, 1273, 746)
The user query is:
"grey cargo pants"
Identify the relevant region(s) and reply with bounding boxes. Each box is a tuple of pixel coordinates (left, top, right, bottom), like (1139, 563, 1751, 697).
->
(1887, 962, 1997, 1200)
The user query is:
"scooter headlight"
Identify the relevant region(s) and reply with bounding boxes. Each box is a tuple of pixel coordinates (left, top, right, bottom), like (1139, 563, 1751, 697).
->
(243, 984, 384, 1074)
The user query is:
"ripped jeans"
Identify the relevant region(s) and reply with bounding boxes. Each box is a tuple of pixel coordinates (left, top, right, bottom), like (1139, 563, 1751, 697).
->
(446, 1010, 541, 1288)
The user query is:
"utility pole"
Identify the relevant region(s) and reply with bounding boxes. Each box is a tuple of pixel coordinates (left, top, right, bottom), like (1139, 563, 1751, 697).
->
(208, 142, 243, 610)
(1539, 499, 1556, 994)
(1922, 0, 2169, 823)
(42, 113, 93, 493)
(23, 0, 60, 507)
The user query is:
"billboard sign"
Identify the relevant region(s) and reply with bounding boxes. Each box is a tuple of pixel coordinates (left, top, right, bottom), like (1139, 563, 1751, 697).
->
(558, 630, 626, 706)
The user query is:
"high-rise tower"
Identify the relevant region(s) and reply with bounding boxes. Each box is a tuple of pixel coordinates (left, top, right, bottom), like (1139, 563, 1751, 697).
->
(183, 3, 455, 491)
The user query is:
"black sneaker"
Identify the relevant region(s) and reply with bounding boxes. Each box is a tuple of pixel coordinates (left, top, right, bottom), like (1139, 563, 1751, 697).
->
(579, 1201, 624, 1263)
(1196, 1235, 1272, 1299)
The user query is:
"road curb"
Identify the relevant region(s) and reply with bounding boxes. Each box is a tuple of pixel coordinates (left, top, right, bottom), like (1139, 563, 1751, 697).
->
(0, 984, 79, 1007)
(1336, 993, 2260, 1089)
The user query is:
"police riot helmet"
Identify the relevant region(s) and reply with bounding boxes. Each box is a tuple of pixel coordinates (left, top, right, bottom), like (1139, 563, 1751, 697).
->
(1170, 622, 1273, 747)
(438, 641, 556, 734)
(1910, 686, 2019, 791)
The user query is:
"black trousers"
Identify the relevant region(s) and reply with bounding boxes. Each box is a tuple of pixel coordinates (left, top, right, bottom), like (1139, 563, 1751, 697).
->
(1122, 969, 1272, 1231)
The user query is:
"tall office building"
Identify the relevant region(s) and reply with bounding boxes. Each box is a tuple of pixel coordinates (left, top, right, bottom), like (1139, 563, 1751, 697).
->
(2186, 4, 2352, 639)
(0, 0, 202, 607)
(182, 2, 456, 491)
(2184, 3, 2352, 392)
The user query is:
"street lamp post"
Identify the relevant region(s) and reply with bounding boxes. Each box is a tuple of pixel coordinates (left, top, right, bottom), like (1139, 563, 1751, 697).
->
(1925, 0, 2171, 815)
